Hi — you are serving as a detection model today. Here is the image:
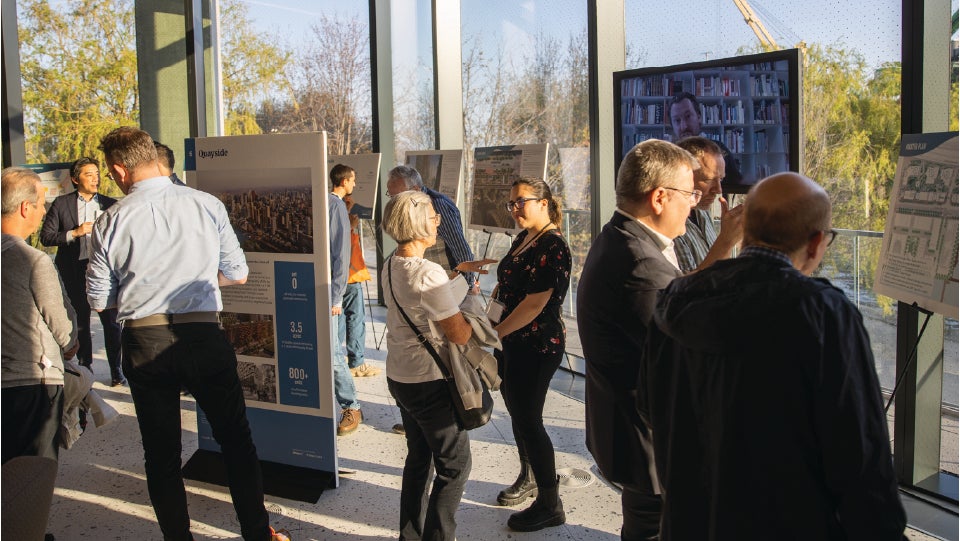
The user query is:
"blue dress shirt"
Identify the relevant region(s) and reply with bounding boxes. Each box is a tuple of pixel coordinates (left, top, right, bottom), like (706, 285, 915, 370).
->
(86, 176, 248, 321)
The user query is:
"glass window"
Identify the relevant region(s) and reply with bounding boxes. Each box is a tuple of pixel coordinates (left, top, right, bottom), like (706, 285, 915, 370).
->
(460, 0, 590, 321)
(391, 0, 436, 159)
(232, 0, 372, 156)
(16, 0, 139, 201)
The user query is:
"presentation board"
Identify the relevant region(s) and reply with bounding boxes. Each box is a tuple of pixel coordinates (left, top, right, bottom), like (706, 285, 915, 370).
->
(184, 132, 340, 485)
(24, 162, 74, 202)
(468, 144, 549, 233)
(405, 149, 464, 202)
(328, 153, 381, 219)
(874, 132, 959, 319)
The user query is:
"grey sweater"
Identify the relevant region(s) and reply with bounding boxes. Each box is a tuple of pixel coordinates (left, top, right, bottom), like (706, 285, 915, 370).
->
(1, 234, 77, 388)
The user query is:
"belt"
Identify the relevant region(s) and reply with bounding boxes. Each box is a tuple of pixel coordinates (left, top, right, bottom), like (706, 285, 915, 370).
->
(125, 311, 220, 328)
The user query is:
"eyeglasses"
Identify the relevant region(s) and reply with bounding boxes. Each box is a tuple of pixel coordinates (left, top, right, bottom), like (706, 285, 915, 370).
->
(825, 229, 838, 246)
(504, 197, 542, 212)
(429, 213, 441, 225)
(663, 187, 703, 205)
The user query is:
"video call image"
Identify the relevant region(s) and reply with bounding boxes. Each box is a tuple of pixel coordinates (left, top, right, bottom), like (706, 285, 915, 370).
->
(617, 50, 799, 193)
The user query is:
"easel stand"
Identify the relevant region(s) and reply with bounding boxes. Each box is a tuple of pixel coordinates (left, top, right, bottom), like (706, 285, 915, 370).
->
(885, 302, 934, 413)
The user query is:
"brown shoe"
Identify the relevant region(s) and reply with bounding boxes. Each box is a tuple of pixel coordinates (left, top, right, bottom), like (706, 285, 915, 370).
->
(350, 363, 381, 377)
(338, 408, 363, 435)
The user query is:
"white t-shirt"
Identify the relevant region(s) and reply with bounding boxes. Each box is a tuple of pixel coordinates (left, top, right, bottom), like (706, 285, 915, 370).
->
(382, 255, 468, 383)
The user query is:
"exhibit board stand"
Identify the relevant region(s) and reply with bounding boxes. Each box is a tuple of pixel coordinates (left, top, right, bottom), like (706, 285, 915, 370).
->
(468, 144, 549, 234)
(328, 153, 381, 219)
(182, 132, 339, 502)
(405, 149, 464, 203)
(874, 131, 959, 319)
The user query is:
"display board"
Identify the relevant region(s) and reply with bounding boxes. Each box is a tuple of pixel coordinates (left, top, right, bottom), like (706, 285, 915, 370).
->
(184, 132, 340, 484)
(468, 144, 549, 233)
(874, 132, 959, 319)
(23, 162, 74, 202)
(328, 153, 381, 219)
(405, 149, 464, 202)
(614, 49, 801, 194)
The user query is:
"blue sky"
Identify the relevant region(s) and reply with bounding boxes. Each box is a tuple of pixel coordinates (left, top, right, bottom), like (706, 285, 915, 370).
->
(238, 0, 937, 72)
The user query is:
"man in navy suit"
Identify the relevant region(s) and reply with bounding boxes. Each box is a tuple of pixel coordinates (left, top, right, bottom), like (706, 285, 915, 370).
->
(40, 157, 124, 386)
(577, 139, 703, 541)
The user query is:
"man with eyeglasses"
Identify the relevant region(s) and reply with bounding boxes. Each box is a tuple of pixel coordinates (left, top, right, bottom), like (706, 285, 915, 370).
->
(577, 138, 701, 541)
(2, 167, 79, 464)
(673, 136, 745, 273)
(386, 165, 477, 288)
(640, 172, 906, 540)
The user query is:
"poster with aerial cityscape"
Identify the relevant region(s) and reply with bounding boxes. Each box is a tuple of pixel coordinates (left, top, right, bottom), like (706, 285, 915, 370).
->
(185, 132, 340, 479)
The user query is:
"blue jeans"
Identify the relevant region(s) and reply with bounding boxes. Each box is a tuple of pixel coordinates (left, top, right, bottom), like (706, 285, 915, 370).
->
(388, 378, 471, 541)
(122, 322, 271, 541)
(338, 282, 367, 369)
(332, 314, 359, 410)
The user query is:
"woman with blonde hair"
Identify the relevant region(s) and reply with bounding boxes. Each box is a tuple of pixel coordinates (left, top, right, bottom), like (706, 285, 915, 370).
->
(381, 190, 491, 541)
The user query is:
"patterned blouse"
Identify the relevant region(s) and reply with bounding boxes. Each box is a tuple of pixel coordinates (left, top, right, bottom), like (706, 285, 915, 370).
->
(495, 229, 572, 355)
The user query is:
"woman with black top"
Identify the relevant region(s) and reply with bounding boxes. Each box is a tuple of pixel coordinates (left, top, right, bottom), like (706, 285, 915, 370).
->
(492, 178, 572, 532)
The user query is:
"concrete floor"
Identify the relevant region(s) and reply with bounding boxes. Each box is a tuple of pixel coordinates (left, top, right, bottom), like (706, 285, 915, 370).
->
(44, 318, 949, 540)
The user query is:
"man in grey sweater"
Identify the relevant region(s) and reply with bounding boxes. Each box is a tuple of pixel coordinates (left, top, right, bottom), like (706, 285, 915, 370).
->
(1, 167, 78, 463)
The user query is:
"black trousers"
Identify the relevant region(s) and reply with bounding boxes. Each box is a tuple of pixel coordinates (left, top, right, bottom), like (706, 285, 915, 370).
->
(621, 482, 662, 541)
(388, 378, 471, 541)
(498, 339, 564, 491)
(61, 259, 122, 380)
(122, 322, 270, 541)
(1, 384, 63, 464)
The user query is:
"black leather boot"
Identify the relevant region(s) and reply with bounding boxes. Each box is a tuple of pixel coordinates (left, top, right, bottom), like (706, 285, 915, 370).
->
(506, 479, 565, 531)
(496, 461, 538, 506)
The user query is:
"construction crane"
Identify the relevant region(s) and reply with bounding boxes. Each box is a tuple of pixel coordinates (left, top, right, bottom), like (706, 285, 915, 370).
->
(732, 0, 779, 50)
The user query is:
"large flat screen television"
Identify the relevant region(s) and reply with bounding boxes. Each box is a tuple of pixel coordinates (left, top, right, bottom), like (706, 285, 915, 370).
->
(614, 49, 802, 194)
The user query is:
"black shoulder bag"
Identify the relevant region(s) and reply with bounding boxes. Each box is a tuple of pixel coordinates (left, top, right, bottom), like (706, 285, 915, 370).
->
(387, 258, 493, 430)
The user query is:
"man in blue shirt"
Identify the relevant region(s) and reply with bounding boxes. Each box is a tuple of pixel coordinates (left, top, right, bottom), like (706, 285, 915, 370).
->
(329, 164, 362, 436)
(87, 127, 286, 541)
(386, 165, 477, 286)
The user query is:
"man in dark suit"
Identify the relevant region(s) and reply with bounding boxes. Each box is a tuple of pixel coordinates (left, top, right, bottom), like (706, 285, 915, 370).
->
(577, 139, 704, 541)
(40, 157, 124, 386)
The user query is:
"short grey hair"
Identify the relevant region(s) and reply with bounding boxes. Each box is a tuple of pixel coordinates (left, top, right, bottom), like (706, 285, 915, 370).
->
(1, 167, 42, 216)
(382, 190, 434, 244)
(616, 139, 699, 207)
(388, 165, 424, 190)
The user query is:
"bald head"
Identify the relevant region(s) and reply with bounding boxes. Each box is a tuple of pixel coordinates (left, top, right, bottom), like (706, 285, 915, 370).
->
(744, 172, 831, 256)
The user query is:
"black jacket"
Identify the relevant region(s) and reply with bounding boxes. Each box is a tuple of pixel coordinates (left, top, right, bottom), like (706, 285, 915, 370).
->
(640, 250, 906, 541)
(578, 211, 681, 489)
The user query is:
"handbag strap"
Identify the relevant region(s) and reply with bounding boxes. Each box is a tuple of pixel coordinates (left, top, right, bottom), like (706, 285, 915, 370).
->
(387, 257, 454, 381)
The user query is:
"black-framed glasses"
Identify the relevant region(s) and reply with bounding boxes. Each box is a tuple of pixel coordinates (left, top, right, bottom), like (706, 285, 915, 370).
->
(825, 229, 838, 246)
(504, 197, 542, 212)
(663, 187, 703, 205)
(812, 229, 838, 247)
